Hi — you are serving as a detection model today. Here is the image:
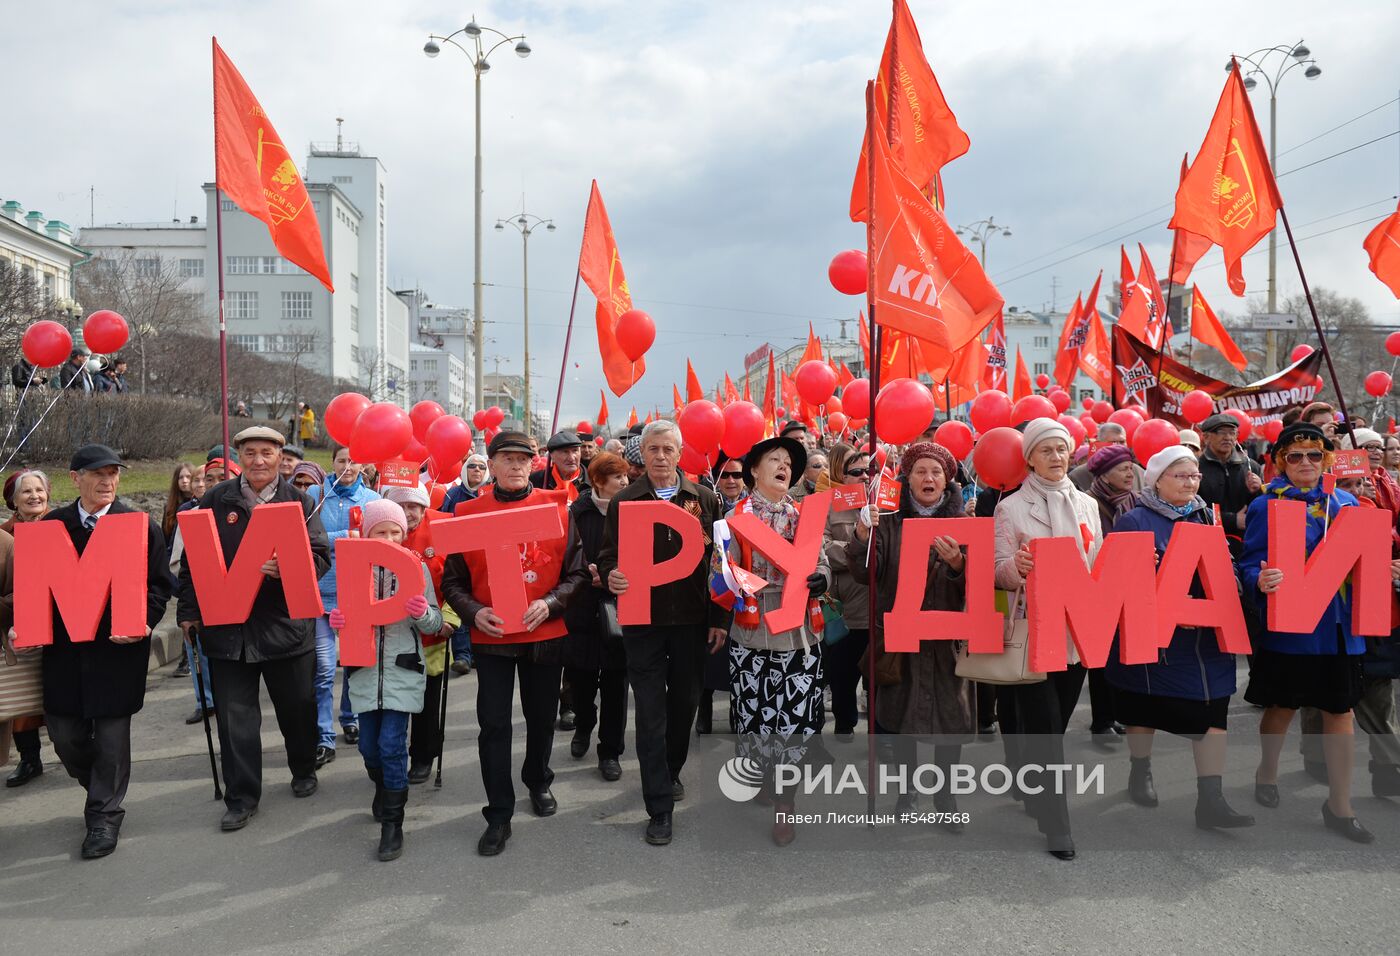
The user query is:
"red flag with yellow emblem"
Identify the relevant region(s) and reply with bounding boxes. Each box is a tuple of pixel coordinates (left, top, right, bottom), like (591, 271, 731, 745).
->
(213, 39, 332, 291)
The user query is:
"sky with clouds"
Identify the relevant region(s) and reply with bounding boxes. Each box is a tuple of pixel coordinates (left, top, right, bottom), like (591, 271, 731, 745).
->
(4, 0, 1398, 422)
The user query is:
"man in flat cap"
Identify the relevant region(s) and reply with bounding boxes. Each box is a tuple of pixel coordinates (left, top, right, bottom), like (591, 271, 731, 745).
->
(1197, 412, 1263, 559)
(530, 430, 590, 503)
(177, 425, 331, 832)
(36, 444, 170, 858)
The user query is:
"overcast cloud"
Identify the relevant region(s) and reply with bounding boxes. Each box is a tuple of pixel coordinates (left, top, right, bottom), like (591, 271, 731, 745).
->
(4, 0, 1398, 422)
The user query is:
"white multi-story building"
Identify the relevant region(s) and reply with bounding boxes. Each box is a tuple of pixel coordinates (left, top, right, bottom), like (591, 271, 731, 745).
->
(75, 218, 208, 295)
(408, 343, 465, 412)
(0, 199, 87, 309)
(395, 288, 476, 413)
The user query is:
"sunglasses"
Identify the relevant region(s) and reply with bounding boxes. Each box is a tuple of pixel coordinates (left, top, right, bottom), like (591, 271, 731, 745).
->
(293, 480, 315, 489)
(466, 462, 487, 469)
(719, 470, 744, 479)
(845, 467, 870, 477)
(1284, 451, 1325, 464)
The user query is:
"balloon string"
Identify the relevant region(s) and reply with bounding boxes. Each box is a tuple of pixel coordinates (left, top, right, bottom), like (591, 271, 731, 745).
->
(0, 363, 40, 459)
(0, 386, 67, 474)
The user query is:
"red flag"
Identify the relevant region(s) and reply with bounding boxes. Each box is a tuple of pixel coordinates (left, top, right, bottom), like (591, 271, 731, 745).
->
(859, 312, 872, 371)
(685, 359, 704, 402)
(644, 412, 654, 425)
(627, 407, 638, 428)
(723, 372, 740, 404)
(867, 102, 1003, 358)
(742, 374, 752, 403)
(1169, 154, 1213, 286)
(763, 350, 777, 424)
(1119, 245, 1135, 310)
(799, 325, 824, 366)
(1363, 199, 1400, 298)
(1078, 272, 1112, 393)
(212, 39, 333, 291)
(981, 311, 1007, 392)
(1053, 294, 1085, 390)
(577, 181, 645, 396)
(850, 0, 969, 222)
(781, 369, 800, 413)
(1012, 345, 1032, 402)
(1169, 60, 1283, 297)
(1117, 244, 1168, 349)
(836, 361, 855, 388)
(1190, 285, 1248, 371)
(932, 340, 988, 409)
(596, 390, 609, 429)
(672, 384, 683, 413)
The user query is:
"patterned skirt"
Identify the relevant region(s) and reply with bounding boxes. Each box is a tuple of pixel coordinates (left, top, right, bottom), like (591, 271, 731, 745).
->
(730, 641, 825, 768)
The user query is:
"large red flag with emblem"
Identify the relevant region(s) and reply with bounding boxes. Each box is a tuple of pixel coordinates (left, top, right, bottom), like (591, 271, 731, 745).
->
(1169, 61, 1283, 297)
(1364, 200, 1400, 298)
(1190, 285, 1248, 371)
(578, 181, 645, 396)
(850, 0, 969, 223)
(213, 39, 332, 291)
(867, 96, 1002, 360)
(1117, 244, 1168, 349)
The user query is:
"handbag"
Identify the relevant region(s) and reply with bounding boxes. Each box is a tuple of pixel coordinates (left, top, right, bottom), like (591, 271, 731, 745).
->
(597, 599, 623, 643)
(821, 597, 850, 646)
(954, 588, 1046, 686)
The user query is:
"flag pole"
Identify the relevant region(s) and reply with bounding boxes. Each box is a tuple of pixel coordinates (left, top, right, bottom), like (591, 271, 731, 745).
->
(862, 80, 882, 821)
(1153, 244, 1179, 401)
(211, 38, 230, 463)
(549, 267, 582, 436)
(1279, 207, 1356, 445)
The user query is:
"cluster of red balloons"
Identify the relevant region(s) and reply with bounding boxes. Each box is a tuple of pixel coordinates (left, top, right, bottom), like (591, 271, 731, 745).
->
(20, 309, 131, 369)
(325, 393, 482, 475)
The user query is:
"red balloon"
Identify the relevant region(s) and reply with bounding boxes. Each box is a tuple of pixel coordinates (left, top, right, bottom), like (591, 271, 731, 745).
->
(615, 309, 656, 362)
(1290, 344, 1313, 364)
(596, 437, 604, 447)
(20, 320, 72, 368)
(972, 427, 1028, 491)
(484, 426, 500, 444)
(828, 249, 868, 295)
(403, 438, 430, 463)
(827, 412, 849, 434)
(1078, 413, 1099, 438)
(678, 400, 725, 453)
(1048, 390, 1071, 413)
(1010, 394, 1057, 427)
(82, 310, 129, 354)
(349, 402, 413, 463)
(1034, 373, 1050, 390)
(1058, 414, 1088, 450)
(775, 406, 787, 420)
(874, 379, 935, 445)
(1365, 370, 1393, 397)
(325, 392, 373, 446)
(795, 360, 838, 406)
(1132, 418, 1181, 465)
(934, 420, 974, 460)
(1081, 396, 1094, 411)
(1091, 400, 1113, 423)
(425, 415, 474, 465)
(969, 390, 1013, 433)
(720, 401, 765, 458)
(840, 379, 871, 420)
(410, 401, 446, 443)
(1224, 408, 1253, 441)
(1106, 409, 1142, 441)
(576, 420, 591, 434)
(472, 410, 488, 430)
(1262, 419, 1284, 442)
(1388, 332, 1400, 358)
(1180, 389, 1215, 425)
(824, 395, 844, 415)
(679, 444, 717, 476)
(484, 406, 505, 428)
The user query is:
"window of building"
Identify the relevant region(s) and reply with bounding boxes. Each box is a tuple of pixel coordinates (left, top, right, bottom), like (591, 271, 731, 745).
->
(351, 345, 360, 364)
(277, 258, 307, 276)
(220, 199, 237, 212)
(179, 258, 204, 278)
(266, 334, 314, 353)
(332, 175, 353, 184)
(350, 305, 359, 332)
(1033, 362, 1049, 376)
(1033, 335, 1050, 348)
(42, 272, 54, 298)
(227, 256, 257, 275)
(133, 258, 159, 277)
(226, 291, 258, 320)
(230, 334, 261, 352)
(282, 291, 313, 320)
(350, 273, 358, 292)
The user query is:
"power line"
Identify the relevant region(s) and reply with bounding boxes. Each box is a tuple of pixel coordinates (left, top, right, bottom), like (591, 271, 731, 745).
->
(1276, 97, 1399, 158)
(1277, 130, 1399, 177)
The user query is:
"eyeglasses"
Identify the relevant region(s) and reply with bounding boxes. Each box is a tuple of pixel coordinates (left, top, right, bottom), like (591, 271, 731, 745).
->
(1165, 471, 1202, 482)
(845, 467, 870, 477)
(292, 480, 314, 489)
(719, 471, 744, 480)
(1362, 444, 1384, 452)
(1284, 451, 1325, 464)
(466, 462, 486, 469)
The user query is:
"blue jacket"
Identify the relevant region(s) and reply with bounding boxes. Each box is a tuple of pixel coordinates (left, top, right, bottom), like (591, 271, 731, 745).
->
(1237, 481, 1364, 656)
(345, 562, 443, 714)
(306, 475, 380, 612)
(1103, 503, 1238, 701)
(439, 482, 480, 514)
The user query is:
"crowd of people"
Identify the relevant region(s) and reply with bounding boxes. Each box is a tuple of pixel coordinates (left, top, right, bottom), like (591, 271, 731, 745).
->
(2, 397, 1399, 864)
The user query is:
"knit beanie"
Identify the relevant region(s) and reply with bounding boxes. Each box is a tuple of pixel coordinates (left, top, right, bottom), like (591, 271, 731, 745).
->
(1144, 445, 1197, 493)
(1087, 444, 1134, 477)
(361, 498, 408, 537)
(1020, 418, 1073, 462)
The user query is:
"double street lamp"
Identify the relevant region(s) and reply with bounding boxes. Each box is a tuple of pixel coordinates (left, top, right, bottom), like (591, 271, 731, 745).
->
(496, 206, 554, 435)
(424, 18, 532, 415)
(955, 217, 1012, 269)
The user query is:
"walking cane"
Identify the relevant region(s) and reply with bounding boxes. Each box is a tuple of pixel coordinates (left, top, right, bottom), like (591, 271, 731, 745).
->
(189, 628, 223, 801)
(434, 643, 452, 789)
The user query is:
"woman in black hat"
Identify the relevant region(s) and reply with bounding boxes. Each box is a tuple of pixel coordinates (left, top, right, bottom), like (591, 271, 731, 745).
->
(712, 435, 829, 845)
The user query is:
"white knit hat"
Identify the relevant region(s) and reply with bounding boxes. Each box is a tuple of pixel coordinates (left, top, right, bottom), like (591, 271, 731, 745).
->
(1020, 418, 1073, 461)
(1343, 428, 1383, 450)
(383, 484, 430, 509)
(1144, 445, 1197, 493)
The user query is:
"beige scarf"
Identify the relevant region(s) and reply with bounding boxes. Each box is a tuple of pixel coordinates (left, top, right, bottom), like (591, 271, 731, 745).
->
(1019, 471, 1088, 560)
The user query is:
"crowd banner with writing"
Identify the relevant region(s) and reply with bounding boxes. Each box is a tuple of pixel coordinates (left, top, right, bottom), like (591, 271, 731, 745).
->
(1111, 326, 1323, 426)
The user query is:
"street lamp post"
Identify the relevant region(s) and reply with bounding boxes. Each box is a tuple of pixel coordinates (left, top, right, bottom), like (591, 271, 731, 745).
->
(955, 217, 1012, 269)
(1228, 41, 1321, 369)
(496, 204, 554, 435)
(424, 18, 532, 416)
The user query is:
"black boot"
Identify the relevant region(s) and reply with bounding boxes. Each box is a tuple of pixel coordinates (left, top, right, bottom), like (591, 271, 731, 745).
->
(367, 767, 385, 822)
(1194, 775, 1255, 829)
(1128, 756, 1158, 808)
(378, 789, 407, 861)
(695, 693, 712, 735)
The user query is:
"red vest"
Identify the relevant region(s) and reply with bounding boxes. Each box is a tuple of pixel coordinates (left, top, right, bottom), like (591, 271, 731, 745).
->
(403, 509, 448, 645)
(455, 487, 570, 644)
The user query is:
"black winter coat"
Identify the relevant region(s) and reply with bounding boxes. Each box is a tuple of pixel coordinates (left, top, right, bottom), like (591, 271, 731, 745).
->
(562, 490, 625, 671)
(176, 477, 330, 662)
(41, 501, 171, 718)
(1197, 445, 1262, 556)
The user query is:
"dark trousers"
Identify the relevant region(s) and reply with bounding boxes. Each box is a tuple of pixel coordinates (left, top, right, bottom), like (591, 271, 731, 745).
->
(409, 670, 447, 768)
(13, 727, 41, 760)
(45, 713, 132, 828)
(1087, 667, 1117, 731)
(207, 650, 318, 813)
(624, 624, 705, 817)
(976, 682, 997, 728)
(566, 666, 629, 759)
(474, 653, 562, 824)
(826, 628, 870, 733)
(1001, 664, 1086, 838)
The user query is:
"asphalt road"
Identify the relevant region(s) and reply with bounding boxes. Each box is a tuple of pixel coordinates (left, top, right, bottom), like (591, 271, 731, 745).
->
(3, 661, 1397, 955)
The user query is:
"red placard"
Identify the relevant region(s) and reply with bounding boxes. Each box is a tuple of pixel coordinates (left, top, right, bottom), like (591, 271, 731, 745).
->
(1332, 450, 1369, 480)
(727, 491, 832, 634)
(615, 501, 705, 626)
(377, 459, 420, 489)
(334, 538, 426, 666)
(884, 516, 1003, 654)
(831, 482, 868, 512)
(875, 470, 901, 512)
